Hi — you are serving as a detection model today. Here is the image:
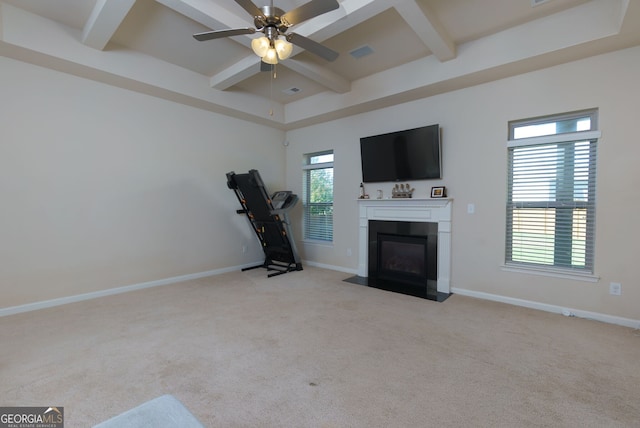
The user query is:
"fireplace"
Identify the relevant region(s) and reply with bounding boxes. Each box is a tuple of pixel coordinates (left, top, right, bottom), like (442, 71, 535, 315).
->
(378, 234, 428, 280)
(346, 198, 452, 302)
(366, 220, 438, 300)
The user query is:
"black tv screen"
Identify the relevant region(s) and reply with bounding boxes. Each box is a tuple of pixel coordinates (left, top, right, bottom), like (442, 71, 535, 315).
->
(360, 124, 441, 183)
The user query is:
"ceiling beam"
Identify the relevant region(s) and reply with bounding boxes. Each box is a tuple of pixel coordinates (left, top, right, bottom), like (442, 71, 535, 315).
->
(82, 0, 136, 50)
(394, 0, 456, 62)
(155, 0, 254, 49)
(157, 0, 264, 89)
(208, 55, 262, 89)
(3, 0, 637, 130)
(285, 58, 350, 93)
(0, 2, 285, 126)
(294, 0, 395, 41)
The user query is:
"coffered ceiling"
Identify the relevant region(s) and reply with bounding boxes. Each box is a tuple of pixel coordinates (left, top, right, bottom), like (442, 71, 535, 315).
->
(1, 0, 638, 129)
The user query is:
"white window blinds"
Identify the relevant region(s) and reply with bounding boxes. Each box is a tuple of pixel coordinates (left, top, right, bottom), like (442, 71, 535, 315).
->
(506, 110, 599, 274)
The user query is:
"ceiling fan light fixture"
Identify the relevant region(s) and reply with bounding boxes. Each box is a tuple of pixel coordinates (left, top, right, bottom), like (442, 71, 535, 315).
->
(194, 0, 340, 64)
(263, 47, 279, 64)
(274, 38, 293, 60)
(251, 36, 270, 57)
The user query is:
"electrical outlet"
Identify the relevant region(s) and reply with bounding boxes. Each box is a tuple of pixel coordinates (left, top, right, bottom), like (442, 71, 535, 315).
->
(242, 245, 248, 254)
(609, 282, 621, 296)
(346, 248, 352, 257)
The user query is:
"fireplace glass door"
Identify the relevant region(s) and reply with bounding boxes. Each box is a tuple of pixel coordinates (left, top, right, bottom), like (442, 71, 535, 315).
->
(377, 233, 428, 285)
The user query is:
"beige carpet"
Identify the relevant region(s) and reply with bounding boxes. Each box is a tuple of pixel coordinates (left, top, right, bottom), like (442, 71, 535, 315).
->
(1, 266, 639, 427)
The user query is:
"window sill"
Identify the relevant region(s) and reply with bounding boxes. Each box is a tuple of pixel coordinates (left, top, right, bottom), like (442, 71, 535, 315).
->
(501, 264, 599, 283)
(302, 239, 334, 247)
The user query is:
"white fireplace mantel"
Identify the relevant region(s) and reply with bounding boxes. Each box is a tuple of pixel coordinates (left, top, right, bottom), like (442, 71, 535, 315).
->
(357, 198, 452, 294)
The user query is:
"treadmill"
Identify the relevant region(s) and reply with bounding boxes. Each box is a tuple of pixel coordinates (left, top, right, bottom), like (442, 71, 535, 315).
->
(226, 170, 303, 277)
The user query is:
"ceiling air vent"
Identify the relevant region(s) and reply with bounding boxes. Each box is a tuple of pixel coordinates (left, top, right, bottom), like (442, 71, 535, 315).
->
(349, 45, 374, 59)
(282, 87, 301, 96)
(531, 0, 551, 6)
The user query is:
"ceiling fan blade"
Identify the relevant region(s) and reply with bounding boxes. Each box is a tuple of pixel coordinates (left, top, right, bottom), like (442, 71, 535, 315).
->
(281, 0, 339, 27)
(286, 33, 338, 62)
(235, 0, 266, 20)
(193, 28, 255, 41)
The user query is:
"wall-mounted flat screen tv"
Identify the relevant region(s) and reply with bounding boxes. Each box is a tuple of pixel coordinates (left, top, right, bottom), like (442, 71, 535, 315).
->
(360, 124, 441, 183)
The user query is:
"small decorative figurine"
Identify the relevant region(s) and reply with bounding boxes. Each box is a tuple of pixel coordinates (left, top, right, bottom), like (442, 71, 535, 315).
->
(391, 183, 415, 198)
(359, 182, 369, 199)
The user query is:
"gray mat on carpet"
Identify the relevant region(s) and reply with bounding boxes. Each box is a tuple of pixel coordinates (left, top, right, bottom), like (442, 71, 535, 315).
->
(93, 394, 203, 428)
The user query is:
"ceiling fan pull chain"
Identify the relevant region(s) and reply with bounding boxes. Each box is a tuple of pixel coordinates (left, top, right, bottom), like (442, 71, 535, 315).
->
(269, 63, 275, 116)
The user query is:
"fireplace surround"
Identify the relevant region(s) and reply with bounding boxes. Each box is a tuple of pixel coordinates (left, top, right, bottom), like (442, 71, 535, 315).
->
(347, 198, 452, 301)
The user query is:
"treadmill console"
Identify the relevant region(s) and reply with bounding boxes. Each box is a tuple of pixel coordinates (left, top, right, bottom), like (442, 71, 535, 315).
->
(271, 191, 294, 210)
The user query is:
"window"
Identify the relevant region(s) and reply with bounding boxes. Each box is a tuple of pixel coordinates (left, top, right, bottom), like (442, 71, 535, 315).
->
(506, 109, 599, 274)
(303, 151, 334, 242)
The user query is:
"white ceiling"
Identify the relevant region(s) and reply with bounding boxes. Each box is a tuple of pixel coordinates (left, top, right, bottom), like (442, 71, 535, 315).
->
(1, 0, 639, 129)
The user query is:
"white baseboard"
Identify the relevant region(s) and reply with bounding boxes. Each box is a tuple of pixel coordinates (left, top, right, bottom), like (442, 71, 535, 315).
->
(0, 263, 259, 317)
(6, 265, 636, 331)
(451, 287, 640, 329)
(302, 260, 358, 275)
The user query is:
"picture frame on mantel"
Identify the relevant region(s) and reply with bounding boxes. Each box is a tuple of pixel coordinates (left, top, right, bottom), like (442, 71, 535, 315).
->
(431, 186, 446, 198)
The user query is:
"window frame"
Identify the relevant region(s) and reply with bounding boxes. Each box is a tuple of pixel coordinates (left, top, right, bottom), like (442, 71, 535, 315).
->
(302, 150, 334, 243)
(504, 109, 600, 281)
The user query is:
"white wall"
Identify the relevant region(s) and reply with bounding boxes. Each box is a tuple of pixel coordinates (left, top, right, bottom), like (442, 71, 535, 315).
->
(285, 45, 640, 321)
(0, 56, 286, 309)
(3, 45, 638, 322)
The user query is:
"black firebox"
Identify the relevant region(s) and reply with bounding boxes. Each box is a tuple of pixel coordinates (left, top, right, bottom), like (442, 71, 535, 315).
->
(367, 220, 440, 300)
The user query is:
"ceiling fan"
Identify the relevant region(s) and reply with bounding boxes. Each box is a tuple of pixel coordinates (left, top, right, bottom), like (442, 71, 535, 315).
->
(193, 0, 340, 65)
